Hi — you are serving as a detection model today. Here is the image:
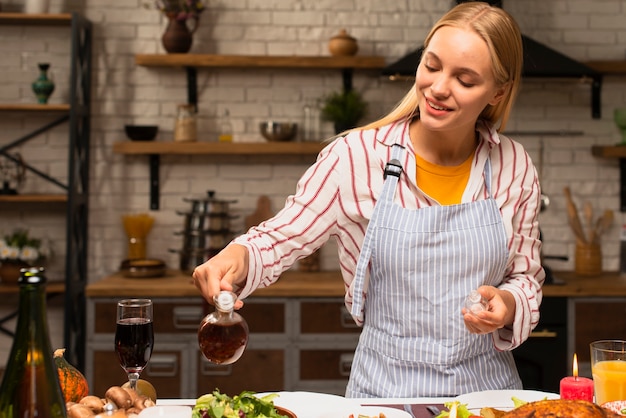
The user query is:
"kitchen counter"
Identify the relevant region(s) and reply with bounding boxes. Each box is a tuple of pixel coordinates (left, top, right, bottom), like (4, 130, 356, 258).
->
(86, 269, 626, 298)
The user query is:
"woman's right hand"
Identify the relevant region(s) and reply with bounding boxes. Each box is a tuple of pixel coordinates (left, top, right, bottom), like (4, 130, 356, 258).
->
(192, 243, 249, 308)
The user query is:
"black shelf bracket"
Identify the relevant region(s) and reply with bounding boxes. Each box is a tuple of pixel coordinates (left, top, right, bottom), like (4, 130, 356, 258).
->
(149, 154, 160, 210)
(342, 68, 354, 92)
(619, 158, 626, 212)
(591, 75, 603, 119)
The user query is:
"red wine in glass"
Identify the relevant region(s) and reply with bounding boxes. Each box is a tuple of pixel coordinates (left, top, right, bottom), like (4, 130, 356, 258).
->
(115, 299, 153, 390)
(115, 317, 154, 372)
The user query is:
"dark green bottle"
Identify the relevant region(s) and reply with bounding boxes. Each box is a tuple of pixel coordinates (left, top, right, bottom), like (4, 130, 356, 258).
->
(0, 267, 66, 418)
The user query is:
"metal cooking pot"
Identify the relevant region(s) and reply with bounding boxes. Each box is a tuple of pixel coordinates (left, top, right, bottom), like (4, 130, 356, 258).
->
(174, 230, 233, 250)
(183, 190, 237, 215)
(170, 248, 223, 272)
(176, 211, 236, 231)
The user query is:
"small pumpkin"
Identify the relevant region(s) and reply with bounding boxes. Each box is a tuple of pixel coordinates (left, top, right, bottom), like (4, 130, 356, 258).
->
(54, 348, 89, 403)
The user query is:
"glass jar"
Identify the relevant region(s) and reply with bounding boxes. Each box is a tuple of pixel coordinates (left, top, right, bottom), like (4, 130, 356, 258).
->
(174, 104, 197, 142)
(197, 291, 249, 365)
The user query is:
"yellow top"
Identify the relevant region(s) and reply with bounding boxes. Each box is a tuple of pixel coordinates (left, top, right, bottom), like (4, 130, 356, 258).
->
(415, 151, 474, 205)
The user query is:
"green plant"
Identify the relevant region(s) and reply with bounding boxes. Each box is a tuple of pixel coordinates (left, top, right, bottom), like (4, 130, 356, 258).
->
(320, 89, 368, 131)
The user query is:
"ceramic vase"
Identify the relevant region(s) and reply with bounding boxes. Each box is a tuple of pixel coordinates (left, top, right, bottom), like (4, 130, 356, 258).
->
(0, 261, 30, 285)
(161, 15, 196, 53)
(31, 63, 55, 104)
(328, 29, 358, 56)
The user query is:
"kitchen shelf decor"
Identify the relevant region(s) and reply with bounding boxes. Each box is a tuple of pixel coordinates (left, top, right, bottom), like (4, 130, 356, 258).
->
(0, 12, 92, 371)
(121, 53, 384, 210)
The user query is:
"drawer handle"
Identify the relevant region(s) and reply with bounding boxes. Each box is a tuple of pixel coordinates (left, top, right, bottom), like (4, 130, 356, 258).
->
(340, 306, 360, 329)
(529, 329, 558, 338)
(339, 353, 353, 377)
(201, 357, 233, 376)
(173, 306, 204, 329)
(144, 354, 178, 377)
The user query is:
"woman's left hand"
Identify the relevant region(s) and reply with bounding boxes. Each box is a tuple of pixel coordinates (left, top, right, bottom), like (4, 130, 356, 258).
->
(462, 285, 515, 334)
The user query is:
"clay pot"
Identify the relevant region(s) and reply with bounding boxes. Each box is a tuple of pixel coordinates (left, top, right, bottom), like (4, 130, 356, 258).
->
(328, 29, 358, 56)
(0, 261, 30, 285)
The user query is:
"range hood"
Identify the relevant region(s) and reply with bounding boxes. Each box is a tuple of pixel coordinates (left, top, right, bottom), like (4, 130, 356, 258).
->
(382, 1, 603, 119)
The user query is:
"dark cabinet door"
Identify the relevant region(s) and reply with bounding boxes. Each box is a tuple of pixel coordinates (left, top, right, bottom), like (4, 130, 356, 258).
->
(513, 297, 568, 393)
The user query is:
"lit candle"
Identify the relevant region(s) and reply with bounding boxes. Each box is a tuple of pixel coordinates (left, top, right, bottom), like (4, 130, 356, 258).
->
(560, 353, 594, 402)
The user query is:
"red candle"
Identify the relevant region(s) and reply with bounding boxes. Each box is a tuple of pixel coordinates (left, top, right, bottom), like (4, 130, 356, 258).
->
(560, 353, 594, 402)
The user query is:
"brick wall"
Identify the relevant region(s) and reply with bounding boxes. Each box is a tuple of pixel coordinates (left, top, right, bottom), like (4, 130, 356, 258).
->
(1, 0, 626, 368)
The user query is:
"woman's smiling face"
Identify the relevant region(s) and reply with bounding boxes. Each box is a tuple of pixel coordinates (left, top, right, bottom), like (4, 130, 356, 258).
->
(415, 25, 506, 134)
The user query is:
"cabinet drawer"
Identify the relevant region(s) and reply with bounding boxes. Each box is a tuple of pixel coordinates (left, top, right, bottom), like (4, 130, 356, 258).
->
(299, 349, 354, 380)
(300, 301, 360, 334)
(94, 299, 285, 334)
(196, 348, 285, 396)
(92, 347, 186, 399)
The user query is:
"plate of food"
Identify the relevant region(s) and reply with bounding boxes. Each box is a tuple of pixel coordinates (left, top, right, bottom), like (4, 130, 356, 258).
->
(191, 390, 296, 417)
(255, 391, 360, 418)
(454, 389, 559, 412)
(318, 405, 411, 418)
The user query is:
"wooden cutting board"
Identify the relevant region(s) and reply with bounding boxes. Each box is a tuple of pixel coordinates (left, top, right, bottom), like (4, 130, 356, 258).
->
(245, 195, 274, 229)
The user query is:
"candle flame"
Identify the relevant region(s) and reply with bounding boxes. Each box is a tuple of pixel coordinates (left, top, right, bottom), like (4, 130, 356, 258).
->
(573, 353, 579, 378)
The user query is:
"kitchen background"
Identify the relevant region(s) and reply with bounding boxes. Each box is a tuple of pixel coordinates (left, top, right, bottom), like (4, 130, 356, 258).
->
(0, 0, 625, 370)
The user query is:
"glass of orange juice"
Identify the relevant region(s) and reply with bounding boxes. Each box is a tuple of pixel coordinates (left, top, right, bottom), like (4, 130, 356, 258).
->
(591, 340, 626, 405)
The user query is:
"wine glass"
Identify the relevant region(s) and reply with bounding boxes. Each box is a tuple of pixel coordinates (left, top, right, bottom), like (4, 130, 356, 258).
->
(115, 298, 154, 391)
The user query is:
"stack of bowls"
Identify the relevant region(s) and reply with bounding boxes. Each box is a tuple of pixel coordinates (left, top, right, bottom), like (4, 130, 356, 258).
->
(171, 191, 237, 272)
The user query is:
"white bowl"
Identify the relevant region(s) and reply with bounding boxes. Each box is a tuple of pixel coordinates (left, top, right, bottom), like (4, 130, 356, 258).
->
(138, 405, 192, 418)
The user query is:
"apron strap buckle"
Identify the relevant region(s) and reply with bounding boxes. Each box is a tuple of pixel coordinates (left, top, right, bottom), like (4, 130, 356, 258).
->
(383, 159, 403, 179)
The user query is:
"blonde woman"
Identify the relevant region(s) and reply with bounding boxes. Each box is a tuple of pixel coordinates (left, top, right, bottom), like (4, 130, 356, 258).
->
(193, 1, 543, 398)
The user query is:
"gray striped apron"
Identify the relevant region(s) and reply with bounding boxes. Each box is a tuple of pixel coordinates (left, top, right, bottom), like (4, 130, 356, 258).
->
(347, 144, 522, 398)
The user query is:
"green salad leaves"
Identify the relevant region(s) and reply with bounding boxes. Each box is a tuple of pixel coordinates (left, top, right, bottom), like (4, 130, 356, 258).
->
(192, 390, 289, 418)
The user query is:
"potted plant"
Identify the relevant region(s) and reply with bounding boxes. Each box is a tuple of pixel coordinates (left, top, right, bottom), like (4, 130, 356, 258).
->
(0, 229, 47, 284)
(321, 89, 368, 134)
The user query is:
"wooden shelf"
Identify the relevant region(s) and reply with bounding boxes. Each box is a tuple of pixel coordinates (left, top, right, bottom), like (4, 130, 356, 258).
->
(591, 144, 626, 158)
(584, 60, 626, 75)
(0, 281, 64, 294)
(0, 103, 70, 112)
(113, 140, 326, 155)
(0, 194, 67, 203)
(0, 12, 73, 25)
(135, 54, 386, 70)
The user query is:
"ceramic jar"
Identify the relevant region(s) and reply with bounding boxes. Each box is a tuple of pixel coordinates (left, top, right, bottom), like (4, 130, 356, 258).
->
(328, 29, 358, 56)
(174, 104, 197, 142)
(24, 0, 50, 13)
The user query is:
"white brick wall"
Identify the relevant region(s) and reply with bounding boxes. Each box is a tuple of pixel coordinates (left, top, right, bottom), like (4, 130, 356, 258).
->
(2, 0, 626, 370)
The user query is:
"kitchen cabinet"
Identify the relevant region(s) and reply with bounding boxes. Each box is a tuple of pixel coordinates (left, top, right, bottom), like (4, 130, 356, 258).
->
(0, 12, 91, 371)
(119, 54, 385, 210)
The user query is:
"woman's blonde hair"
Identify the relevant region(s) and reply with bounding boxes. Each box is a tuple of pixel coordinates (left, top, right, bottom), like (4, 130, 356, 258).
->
(361, 2, 522, 133)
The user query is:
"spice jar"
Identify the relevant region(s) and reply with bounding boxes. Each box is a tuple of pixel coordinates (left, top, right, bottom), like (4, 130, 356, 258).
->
(174, 104, 197, 142)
